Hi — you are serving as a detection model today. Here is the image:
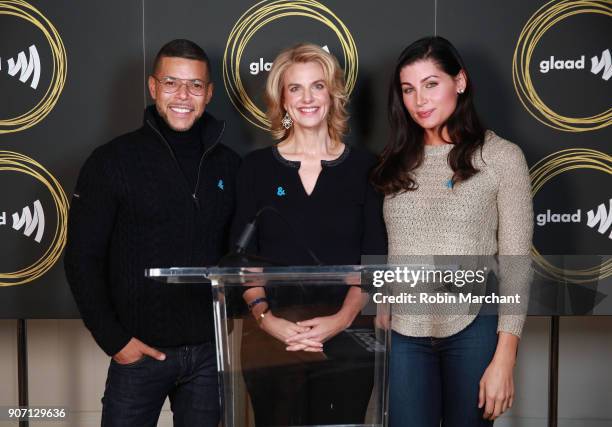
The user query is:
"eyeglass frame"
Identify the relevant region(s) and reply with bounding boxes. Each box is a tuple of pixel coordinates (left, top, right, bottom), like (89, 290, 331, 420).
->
(151, 75, 211, 96)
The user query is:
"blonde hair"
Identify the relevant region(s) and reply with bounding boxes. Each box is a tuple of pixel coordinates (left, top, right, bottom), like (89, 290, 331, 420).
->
(265, 43, 348, 141)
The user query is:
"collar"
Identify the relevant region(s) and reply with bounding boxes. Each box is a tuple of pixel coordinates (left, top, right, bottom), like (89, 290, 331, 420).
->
(272, 144, 351, 168)
(143, 105, 225, 151)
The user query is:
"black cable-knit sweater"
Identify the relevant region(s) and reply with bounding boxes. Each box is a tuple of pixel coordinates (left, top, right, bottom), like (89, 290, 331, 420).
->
(64, 107, 241, 356)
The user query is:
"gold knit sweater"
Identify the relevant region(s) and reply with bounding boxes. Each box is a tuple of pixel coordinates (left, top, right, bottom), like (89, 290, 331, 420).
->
(384, 131, 533, 338)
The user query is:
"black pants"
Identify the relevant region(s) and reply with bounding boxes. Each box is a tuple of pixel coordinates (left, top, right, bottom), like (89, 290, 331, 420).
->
(241, 315, 375, 426)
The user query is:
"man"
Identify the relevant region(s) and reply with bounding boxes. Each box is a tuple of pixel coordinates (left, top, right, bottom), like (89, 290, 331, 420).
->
(64, 39, 240, 426)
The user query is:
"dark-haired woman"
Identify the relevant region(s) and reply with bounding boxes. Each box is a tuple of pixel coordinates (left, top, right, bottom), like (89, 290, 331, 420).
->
(371, 36, 533, 426)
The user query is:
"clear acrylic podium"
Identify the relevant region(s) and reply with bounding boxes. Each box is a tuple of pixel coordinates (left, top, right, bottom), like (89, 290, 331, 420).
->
(147, 266, 389, 427)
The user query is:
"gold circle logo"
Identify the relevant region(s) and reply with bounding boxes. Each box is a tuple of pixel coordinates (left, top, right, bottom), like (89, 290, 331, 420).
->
(223, 0, 358, 130)
(0, 0, 67, 134)
(0, 151, 69, 286)
(530, 148, 611, 283)
(513, 0, 611, 132)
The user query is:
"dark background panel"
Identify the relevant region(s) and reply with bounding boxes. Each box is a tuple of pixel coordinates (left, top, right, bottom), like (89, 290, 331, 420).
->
(0, 0, 609, 317)
(143, 0, 435, 154)
(0, 0, 144, 318)
(437, 0, 610, 157)
(437, 0, 611, 259)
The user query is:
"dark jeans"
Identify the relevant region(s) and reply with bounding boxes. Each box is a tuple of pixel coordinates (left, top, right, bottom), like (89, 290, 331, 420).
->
(389, 315, 498, 427)
(101, 342, 219, 427)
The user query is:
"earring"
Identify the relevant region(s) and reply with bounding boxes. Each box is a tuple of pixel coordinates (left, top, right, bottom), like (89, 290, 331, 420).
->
(458, 88, 465, 94)
(281, 112, 293, 129)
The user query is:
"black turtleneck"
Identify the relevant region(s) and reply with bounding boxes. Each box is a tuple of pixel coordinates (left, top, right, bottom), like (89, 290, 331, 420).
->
(65, 106, 241, 356)
(155, 109, 204, 190)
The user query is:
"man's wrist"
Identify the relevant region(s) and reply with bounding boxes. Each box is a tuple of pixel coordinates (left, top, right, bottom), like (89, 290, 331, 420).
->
(106, 334, 133, 358)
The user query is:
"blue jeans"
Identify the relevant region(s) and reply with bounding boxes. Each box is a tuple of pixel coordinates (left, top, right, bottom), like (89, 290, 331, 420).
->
(389, 315, 498, 427)
(101, 342, 220, 427)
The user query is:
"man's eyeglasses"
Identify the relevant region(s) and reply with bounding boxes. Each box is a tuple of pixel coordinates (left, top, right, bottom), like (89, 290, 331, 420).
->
(152, 76, 209, 96)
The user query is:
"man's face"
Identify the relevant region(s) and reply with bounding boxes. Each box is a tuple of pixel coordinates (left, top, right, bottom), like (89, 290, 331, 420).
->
(148, 56, 213, 131)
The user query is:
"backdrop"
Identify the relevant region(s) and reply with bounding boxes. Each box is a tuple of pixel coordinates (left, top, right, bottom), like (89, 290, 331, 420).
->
(0, 0, 610, 317)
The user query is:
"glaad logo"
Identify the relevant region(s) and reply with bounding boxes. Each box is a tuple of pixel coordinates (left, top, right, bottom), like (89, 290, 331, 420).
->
(0, 1, 67, 134)
(249, 45, 330, 75)
(530, 148, 611, 283)
(0, 200, 45, 243)
(224, 0, 357, 130)
(513, 0, 610, 132)
(539, 55, 585, 73)
(539, 49, 611, 81)
(536, 209, 581, 225)
(0, 151, 68, 286)
(0, 45, 41, 89)
(586, 199, 612, 239)
(249, 58, 272, 76)
(591, 48, 612, 81)
(536, 198, 612, 240)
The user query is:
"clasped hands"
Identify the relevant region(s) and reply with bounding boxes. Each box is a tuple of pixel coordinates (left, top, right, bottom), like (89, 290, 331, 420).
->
(259, 311, 351, 352)
(247, 272, 361, 352)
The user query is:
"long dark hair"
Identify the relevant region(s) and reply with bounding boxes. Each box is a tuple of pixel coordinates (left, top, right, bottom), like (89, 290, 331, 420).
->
(371, 36, 485, 195)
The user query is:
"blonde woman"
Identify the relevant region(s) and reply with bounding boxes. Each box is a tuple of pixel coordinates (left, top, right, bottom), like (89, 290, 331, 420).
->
(231, 43, 387, 426)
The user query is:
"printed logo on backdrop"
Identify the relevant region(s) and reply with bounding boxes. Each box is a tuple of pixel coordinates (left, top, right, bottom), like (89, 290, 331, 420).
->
(223, 0, 358, 130)
(536, 200, 612, 239)
(0, 0, 67, 134)
(0, 151, 68, 286)
(513, 0, 610, 132)
(531, 148, 611, 283)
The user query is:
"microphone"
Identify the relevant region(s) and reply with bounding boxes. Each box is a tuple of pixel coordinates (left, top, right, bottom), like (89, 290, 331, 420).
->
(219, 206, 322, 267)
(234, 221, 256, 255)
(219, 218, 280, 267)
